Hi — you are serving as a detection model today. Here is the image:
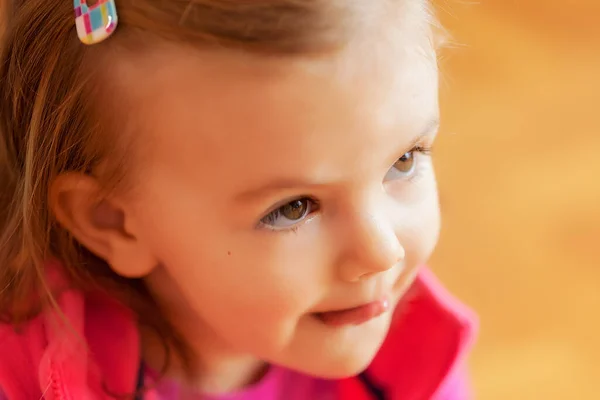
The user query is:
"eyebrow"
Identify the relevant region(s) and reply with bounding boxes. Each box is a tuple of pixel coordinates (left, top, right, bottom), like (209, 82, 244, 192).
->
(234, 117, 440, 202)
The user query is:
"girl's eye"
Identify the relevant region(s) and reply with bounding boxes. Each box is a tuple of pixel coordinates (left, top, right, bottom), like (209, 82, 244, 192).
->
(260, 198, 317, 230)
(394, 151, 416, 173)
(384, 150, 417, 181)
(384, 146, 431, 182)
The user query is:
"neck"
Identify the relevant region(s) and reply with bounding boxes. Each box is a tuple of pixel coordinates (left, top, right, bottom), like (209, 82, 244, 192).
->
(141, 324, 269, 394)
(140, 266, 270, 394)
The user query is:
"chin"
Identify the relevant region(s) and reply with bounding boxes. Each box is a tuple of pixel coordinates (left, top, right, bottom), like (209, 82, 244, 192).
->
(276, 307, 394, 380)
(314, 356, 377, 380)
(296, 322, 390, 379)
(298, 342, 383, 380)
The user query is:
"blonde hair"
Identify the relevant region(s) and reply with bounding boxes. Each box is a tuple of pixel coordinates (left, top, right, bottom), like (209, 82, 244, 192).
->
(0, 0, 441, 387)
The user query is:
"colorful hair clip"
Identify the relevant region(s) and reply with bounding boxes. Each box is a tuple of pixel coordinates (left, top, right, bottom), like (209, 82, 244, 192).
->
(74, 0, 118, 45)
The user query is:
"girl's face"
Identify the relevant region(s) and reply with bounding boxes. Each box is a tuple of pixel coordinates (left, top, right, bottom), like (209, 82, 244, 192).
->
(113, 27, 440, 381)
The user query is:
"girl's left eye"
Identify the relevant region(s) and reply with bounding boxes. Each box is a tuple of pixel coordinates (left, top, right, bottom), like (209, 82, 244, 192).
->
(384, 147, 430, 181)
(259, 197, 318, 230)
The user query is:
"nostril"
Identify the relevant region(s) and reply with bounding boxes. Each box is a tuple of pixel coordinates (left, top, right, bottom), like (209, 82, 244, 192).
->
(357, 271, 378, 281)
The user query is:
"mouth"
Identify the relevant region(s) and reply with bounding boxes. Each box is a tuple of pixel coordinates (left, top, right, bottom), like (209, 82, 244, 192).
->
(313, 297, 390, 327)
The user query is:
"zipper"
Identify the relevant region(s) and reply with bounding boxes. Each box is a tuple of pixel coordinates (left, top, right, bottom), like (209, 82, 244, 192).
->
(358, 372, 387, 400)
(49, 361, 67, 400)
(134, 361, 145, 400)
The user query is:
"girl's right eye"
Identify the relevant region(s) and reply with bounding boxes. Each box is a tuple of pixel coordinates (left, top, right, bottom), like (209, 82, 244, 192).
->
(259, 197, 318, 231)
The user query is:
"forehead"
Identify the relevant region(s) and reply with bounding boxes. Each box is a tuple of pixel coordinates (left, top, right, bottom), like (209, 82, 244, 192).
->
(112, 26, 438, 193)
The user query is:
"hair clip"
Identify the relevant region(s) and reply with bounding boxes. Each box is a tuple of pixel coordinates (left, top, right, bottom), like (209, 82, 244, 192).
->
(74, 0, 118, 45)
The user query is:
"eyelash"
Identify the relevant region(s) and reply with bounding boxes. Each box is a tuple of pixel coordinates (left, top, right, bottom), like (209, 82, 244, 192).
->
(258, 145, 433, 233)
(413, 145, 433, 155)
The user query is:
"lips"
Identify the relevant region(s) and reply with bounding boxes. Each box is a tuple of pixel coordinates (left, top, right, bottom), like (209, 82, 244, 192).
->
(315, 297, 390, 327)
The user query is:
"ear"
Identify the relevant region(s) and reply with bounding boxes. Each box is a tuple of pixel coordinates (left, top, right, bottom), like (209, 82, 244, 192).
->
(49, 173, 157, 278)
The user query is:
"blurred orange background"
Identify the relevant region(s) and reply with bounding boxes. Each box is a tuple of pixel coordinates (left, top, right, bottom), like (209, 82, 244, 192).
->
(430, 1, 600, 399)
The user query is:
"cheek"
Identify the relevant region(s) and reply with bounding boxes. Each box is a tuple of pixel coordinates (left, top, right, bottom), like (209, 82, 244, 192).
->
(396, 171, 441, 267)
(154, 236, 311, 351)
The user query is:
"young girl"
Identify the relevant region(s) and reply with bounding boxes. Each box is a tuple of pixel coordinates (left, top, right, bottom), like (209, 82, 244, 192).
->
(0, 0, 476, 398)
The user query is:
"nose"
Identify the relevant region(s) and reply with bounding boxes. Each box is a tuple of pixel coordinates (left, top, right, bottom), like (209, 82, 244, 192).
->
(336, 210, 405, 283)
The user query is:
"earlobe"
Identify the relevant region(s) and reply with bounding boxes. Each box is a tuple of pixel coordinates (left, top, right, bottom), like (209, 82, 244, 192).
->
(49, 173, 157, 278)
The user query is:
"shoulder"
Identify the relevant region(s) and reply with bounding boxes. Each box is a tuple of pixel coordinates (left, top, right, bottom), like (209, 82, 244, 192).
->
(0, 311, 49, 398)
(0, 284, 141, 399)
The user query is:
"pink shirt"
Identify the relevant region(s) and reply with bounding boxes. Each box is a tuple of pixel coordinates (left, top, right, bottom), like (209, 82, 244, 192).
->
(150, 365, 337, 400)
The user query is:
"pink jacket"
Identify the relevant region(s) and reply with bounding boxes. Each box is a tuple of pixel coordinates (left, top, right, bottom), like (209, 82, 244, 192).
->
(0, 267, 477, 399)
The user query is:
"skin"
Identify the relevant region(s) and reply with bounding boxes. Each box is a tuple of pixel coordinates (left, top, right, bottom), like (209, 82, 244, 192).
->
(51, 9, 441, 395)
